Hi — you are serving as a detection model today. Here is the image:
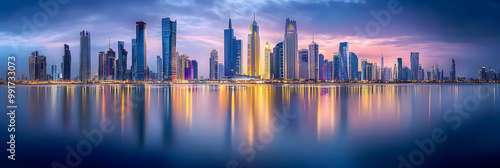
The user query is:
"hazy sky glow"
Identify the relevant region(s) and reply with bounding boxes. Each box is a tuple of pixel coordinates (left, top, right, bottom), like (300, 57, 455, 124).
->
(1, 0, 499, 78)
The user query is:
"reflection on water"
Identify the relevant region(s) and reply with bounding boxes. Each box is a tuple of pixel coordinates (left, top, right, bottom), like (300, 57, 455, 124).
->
(3, 84, 500, 167)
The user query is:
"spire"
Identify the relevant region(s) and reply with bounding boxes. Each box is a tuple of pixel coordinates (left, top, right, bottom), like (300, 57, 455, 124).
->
(228, 14, 232, 29)
(312, 34, 314, 42)
(108, 37, 110, 49)
(254, 12, 255, 21)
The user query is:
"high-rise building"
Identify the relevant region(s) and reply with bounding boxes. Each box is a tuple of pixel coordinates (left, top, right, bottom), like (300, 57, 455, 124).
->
(28, 51, 47, 81)
(51, 64, 57, 80)
(218, 63, 224, 80)
(478, 67, 486, 81)
(272, 42, 284, 79)
(224, 16, 242, 77)
(381, 54, 385, 81)
(105, 48, 116, 80)
(349, 52, 358, 80)
(333, 53, 340, 80)
(157, 56, 163, 81)
(131, 39, 137, 80)
(62, 44, 71, 80)
(450, 58, 456, 81)
(397, 58, 403, 80)
(298, 49, 308, 79)
(247, 13, 260, 77)
(339, 42, 349, 80)
(264, 42, 271, 79)
(98, 51, 105, 80)
(410, 52, 419, 81)
(210, 49, 218, 80)
(308, 37, 319, 80)
(79, 30, 91, 82)
(284, 18, 298, 80)
(136, 21, 147, 80)
(319, 54, 325, 80)
(192, 60, 198, 80)
(117, 41, 128, 80)
(366, 62, 373, 81)
(361, 59, 367, 81)
(162, 17, 177, 81)
(326, 60, 333, 80)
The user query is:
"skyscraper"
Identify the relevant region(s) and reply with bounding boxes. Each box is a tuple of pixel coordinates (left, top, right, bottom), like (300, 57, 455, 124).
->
(319, 54, 325, 80)
(284, 18, 298, 80)
(339, 42, 349, 80)
(224, 16, 241, 77)
(136, 21, 147, 80)
(105, 48, 116, 80)
(410, 52, 419, 81)
(218, 63, 224, 80)
(157, 56, 163, 81)
(210, 49, 218, 80)
(381, 54, 385, 81)
(349, 52, 358, 80)
(117, 41, 128, 80)
(397, 58, 403, 80)
(326, 60, 333, 80)
(79, 30, 91, 82)
(98, 51, 105, 80)
(264, 42, 271, 79)
(361, 59, 367, 81)
(333, 53, 340, 80)
(308, 37, 319, 80)
(273, 42, 284, 79)
(298, 49, 308, 79)
(450, 58, 456, 81)
(29, 51, 47, 81)
(131, 39, 137, 80)
(192, 60, 198, 80)
(62, 44, 71, 80)
(51, 64, 57, 80)
(162, 17, 177, 81)
(247, 13, 260, 77)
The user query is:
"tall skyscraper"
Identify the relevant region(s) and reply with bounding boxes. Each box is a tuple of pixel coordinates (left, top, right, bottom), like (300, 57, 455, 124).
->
(349, 52, 359, 80)
(162, 17, 177, 81)
(79, 30, 91, 81)
(51, 64, 57, 80)
(339, 42, 349, 80)
(308, 37, 319, 80)
(192, 60, 198, 80)
(319, 54, 325, 80)
(333, 53, 340, 80)
(105, 48, 116, 80)
(247, 13, 260, 77)
(273, 42, 284, 79)
(98, 51, 105, 80)
(397, 58, 403, 80)
(131, 39, 137, 80)
(326, 60, 332, 80)
(117, 41, 128, 80)
(298, 49, 308, 79)
(361, 59, 367, 81)
(284, 18, 298, 80)
(410, 52, 419, 81)
(264, 42, 271, 79)
(224, 16, 241, 77)
(381, 54, 385, 81)
(157, 56, 163, 80)
(62, 44, 71, 80)
(210, 49, 218, 80)
(29, 51, 47, 81)
(450, 58, 456, 81)
(136, 21, 147, 80)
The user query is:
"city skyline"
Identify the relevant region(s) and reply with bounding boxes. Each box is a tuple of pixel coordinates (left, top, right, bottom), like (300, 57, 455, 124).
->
(1, 0, 499, 79)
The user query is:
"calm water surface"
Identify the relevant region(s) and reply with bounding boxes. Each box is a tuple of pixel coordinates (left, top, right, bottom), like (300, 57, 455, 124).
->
(1, 84, 500, 168)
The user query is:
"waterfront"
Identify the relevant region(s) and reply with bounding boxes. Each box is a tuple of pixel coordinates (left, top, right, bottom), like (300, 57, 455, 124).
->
(1, 84, 500, 167)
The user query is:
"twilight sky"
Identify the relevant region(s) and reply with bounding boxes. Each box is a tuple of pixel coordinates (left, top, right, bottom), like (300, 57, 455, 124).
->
(1, 0, 499, 79)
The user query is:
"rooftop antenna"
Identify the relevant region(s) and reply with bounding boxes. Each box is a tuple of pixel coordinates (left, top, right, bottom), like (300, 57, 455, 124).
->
(108, 37, 110, 49)
(312, 34, 314, 42)
(254, 12, 255, 21)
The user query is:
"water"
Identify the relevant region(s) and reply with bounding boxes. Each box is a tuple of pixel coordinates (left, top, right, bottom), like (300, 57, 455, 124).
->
(1, 84, 500, 168)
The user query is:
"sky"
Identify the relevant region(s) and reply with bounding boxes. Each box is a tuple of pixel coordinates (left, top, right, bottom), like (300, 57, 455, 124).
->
(1, 0, 499, 79)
